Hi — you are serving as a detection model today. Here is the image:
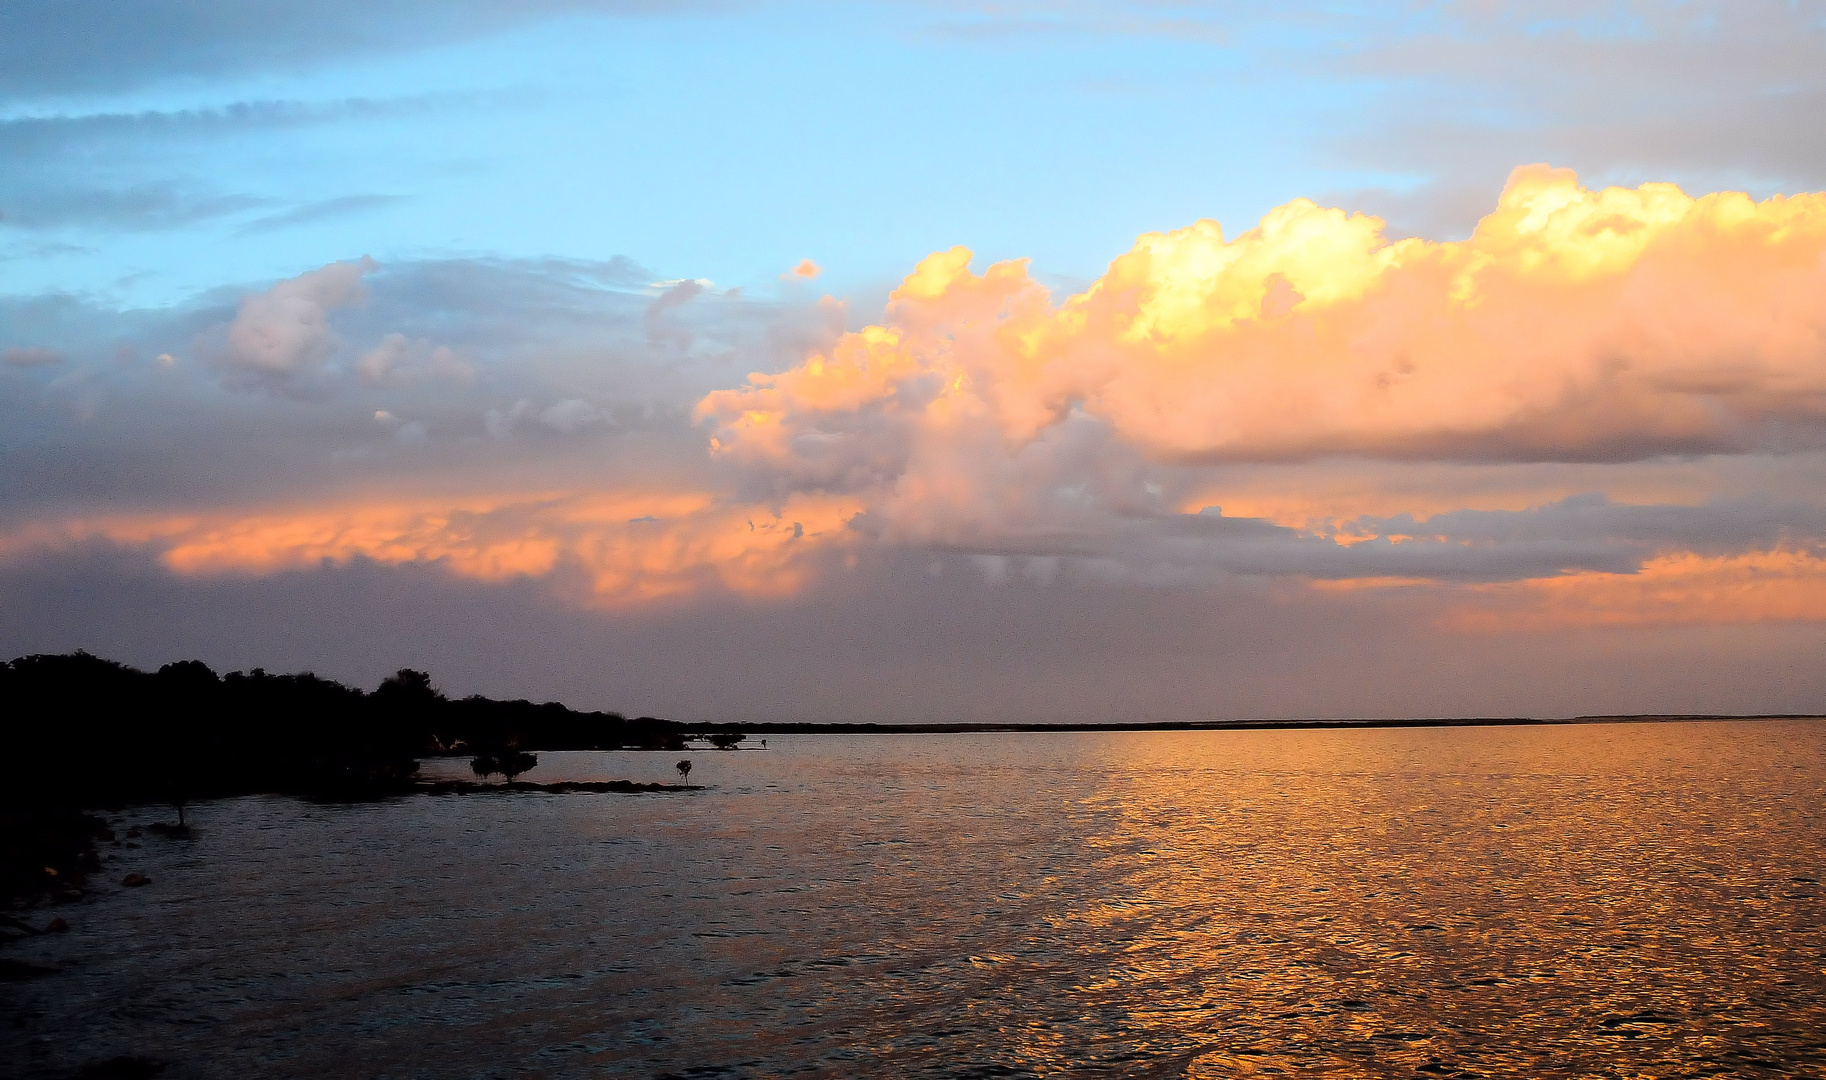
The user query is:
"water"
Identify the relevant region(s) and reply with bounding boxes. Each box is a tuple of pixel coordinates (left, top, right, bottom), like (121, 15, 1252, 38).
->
(5, 721, 1825, 1079)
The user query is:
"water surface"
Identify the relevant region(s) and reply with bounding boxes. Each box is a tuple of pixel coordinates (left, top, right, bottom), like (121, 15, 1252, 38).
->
(5, 721, 1824, 1078)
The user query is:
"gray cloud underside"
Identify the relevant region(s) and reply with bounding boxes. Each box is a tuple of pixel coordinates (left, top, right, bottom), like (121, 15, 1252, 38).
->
(5, 544, 1824, 722)
(900, 494, 1826, 587)
(0, 255, 837, 515)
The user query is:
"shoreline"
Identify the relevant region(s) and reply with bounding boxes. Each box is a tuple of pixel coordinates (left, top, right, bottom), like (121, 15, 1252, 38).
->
(416, 779, 697, 795)
(684, 714, 1826, 735)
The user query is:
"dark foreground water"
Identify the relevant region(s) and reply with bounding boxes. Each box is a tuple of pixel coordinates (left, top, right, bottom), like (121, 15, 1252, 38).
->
(4, 722, 1825, 1079)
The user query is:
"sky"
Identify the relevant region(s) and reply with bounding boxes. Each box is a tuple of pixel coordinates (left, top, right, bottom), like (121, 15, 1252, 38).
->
(4, 0, 1826, 721)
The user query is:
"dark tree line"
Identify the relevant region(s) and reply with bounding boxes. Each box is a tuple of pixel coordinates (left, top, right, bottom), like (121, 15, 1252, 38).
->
(1, 652, 685, 808)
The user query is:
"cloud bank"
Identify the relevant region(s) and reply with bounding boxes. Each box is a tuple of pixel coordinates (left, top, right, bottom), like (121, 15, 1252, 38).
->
(6, 167, 1826, 647)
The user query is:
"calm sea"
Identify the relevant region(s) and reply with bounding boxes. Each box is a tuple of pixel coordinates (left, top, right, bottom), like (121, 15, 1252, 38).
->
(4, 722, 1824, 1078)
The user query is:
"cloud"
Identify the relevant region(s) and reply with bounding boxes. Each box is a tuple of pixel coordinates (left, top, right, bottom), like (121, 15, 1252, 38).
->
(1451, 549, 1826, 631)
(355, 332, 471, 386)
(8, 539, 1826, 722)
(369, 408, 427, 444)
(701, 167, 1826, 476)
(0, 99, 455, 233)
(0, 251, 832, 515)
(1323, 1, 1826, 232)
(484, 401, 535, 440)
(0, 99, 446, 159)
(236, 194, 406, 236)
(0, 491, 860, 608)
(539, 399, 601, 435)
(9, 459, 1824, 623)
(785, 259, 821, 280)
(678, 166, 1826, 617)
(644, 279, 707, 349)
(0, 1, 722, 99)
(924, 3, 1826, 239)
(356, 334, 415, 385)
(478, 399, 607, 438)
(0, 184, 268, 233)
(209, 257, 375, 388)
(3, 345, 63, 367)
(8, 174, 1826, 637)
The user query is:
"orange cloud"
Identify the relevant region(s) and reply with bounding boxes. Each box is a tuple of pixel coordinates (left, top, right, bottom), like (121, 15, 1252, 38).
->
(702, 166, 1826, 467)
(13, 168, 1824, 633)
(680, 167, 1826, 628)
(1174, 458, 1742, 531)
(1450, 549, 1826, 630)
(785, 258, 821, 280)
(0, 492, 861, 607)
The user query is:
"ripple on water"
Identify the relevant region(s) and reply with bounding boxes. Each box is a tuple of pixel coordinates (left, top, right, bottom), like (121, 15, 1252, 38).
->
(2, 721, 1824, 1078)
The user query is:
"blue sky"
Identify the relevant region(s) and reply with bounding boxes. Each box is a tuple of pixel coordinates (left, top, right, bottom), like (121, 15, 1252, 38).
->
(3, 4, 1360, 304)
(14, 1, 1818, 308)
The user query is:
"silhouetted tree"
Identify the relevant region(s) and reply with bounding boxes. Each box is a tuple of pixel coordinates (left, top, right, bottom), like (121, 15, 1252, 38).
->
(375, 668, 444, 729)
(471, 753, 501, 782)
(1, 651, 681, 809)
(498, 750, 537, 781)
(156, 659, 220, 692)
(708, 730, 744, 750)
(676, 759, 692, 786)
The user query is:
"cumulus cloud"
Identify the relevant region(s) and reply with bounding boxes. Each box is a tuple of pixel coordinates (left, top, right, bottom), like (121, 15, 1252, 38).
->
(355, 333, 414, 385)
(190, 257, 469, 393)
(210, 257, 375, 388)
(785, 259, 821, 280)
(680, 167, 1826, 615)
(701, 167, 1826, 481)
